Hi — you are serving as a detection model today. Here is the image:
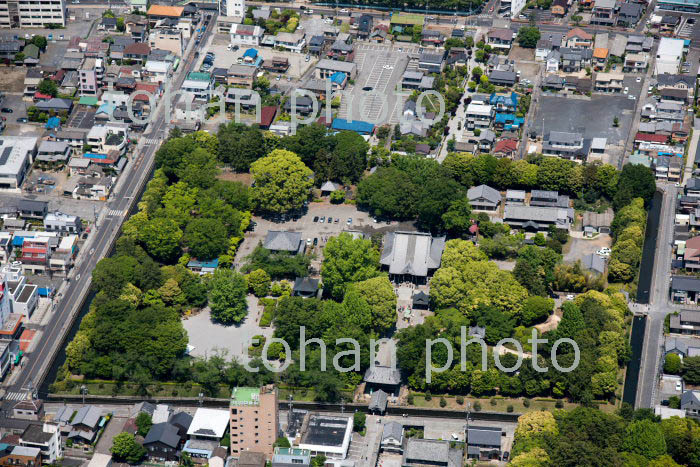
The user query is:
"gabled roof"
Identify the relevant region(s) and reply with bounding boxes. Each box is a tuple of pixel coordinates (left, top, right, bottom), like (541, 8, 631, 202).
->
(680, 390, 700, 409)
(147, 5, 184, 17)
(71, 405, 101, 429)
(369, 389, 388, 411)
(382, 421, 403, 442)
(566, 27, 593, 41)
(581, 253, 606, 274)
(144, 422, 180, 449)
(467, 184, 501, 204)
(293, 277, 319, 293)
(364, 365, 401, 386)
(488, 28, 513, 41)
(380, 231, 445, 277)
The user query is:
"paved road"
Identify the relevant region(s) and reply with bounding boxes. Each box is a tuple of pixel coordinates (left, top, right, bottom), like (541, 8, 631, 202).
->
(636, 183, 676, 409)
(0, 12, 216, 411)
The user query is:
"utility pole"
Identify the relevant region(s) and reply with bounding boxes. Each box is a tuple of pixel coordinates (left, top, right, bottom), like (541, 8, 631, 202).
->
(80, 385, 87, 406)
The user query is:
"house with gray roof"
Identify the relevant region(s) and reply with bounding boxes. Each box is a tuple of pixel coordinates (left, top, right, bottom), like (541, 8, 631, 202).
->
(489, 69, 517, 86)
(263, 231, 304, 254)
(582, 208, 613, 235)
(144, 422, 181, 462)
(467, 426, 502, 461)
(681, 390, 700, 418)
(581, 253, 606, 275)
(369, 389, 388, 414)
(467, 185, 501, 211)
(542, 131, 590, 162)
(381, 422, 403, 453)
(670, 310, 700, 335)
(504, 205, 572, 231)
(380, 231, 445, 283)
(68, 405, 102, 444)
(665, 336, 700, 358)
(293, 277, 319, 298)
(671, 277, 700, 305)
(403, 439, 462, 467)
(364, 365, 401, 396)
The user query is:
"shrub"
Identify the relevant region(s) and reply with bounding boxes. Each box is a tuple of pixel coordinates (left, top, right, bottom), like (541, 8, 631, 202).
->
(425, 391, 432, 401)
(490, 397, 497, 406)
(473, 401, 482, 412)
(456, 395, 464, 405)
(555, 400, 564, 409)
(439, 397, 447, 408)
(407, 394, 415, 405)
(523, 398, 531, 408)
(507, 405, 514, 413)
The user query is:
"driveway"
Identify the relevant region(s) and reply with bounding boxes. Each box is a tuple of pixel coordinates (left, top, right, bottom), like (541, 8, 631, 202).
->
(94, 416, 127, 455)
(563, 232, 612, 263)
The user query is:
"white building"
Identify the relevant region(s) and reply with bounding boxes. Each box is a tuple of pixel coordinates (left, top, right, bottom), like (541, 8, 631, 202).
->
(0, 136, 37, 189)
(145, 60, 172, 84)
(655, 38, 685, 75)
(465, 103, 494, 130)
(220, 0, 245, 18)
(19, 423, 62, 462)
(230, 24, 264, 46)
(274, 32, 306, 53)
(298, 415, 353, 459)
(0, 0, 67, 28)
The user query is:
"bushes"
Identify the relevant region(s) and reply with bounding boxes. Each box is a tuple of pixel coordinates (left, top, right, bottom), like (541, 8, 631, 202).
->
(608, 198, 646, 284)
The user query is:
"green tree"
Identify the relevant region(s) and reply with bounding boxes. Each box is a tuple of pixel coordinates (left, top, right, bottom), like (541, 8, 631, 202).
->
(110, 433, 146, 464)
(663, 353, 681, 375)
(135, 412, 152, 437)
(247, 269, 271, 297)
(274, 437, 291, 448)
(321, 233, 380, 300)
(350, 275, 397, 334)
(311, 455, 327, 467)
(184, 218, 229, 260)
(30, 35, 47, 50)
(613, 164, 656, 210)
(250, 149, 313, 214)
(208, 269, 248, 324)
(138, 217, 183, 263)
(441, 198, 473, 236)
(353, 411, 366, 431)
(217, 122, 267, 171)
(521, 296, 554, 326)
(517, 26, 541, 48)
(38, 79, 58, 97)
(14, 52, 25, 62)
(621, 419, 667, 460)
(681, 356, 700, 384)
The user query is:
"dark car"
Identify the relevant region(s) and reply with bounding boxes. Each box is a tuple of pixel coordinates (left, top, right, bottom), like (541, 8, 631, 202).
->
(313, 238, 318, 246)
(334, 218, 339, 224)
(313, 216, 319, 222)
(1, 108, 13, 113)
(362, 86, 372, 91)
(16, 117, 27, 123)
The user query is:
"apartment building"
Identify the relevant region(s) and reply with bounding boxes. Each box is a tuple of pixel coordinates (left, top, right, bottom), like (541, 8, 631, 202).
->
(229, 386, 278, 459)
(79, 58, 98, 96)
(0, 0, 67, 28)
(465, 103, 494, 130)
(149, 29, 184, 57)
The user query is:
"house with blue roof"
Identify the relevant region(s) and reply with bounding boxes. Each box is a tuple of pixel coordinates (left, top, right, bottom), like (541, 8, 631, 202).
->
(489, 92, 518, 113)
(332, 118, 375, 134)
(95, 103, 115, 118)
(493, 113, 524, 130)
(329, 71, 347, 89)
(45, 116, 61, 130)
(243, 48, 258, 60)
(187, 258, 219, 275)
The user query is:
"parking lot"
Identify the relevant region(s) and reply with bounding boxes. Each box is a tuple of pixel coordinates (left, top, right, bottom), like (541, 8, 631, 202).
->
(341, 43, 417, 125)
(0, 94, 30, 136)
(205, 33, 316, 80)
(563, 233, 612, 264)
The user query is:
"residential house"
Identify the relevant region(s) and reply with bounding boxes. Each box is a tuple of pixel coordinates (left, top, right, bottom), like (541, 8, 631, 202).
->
(263, 231, 304, 254)
(467, 185, 501, 211)
(593, 47, 609, 68)
(560, 47, 593, 72)
(403, 439, 462, 467)
(44, 211, 81, 234)
(36, 141, 71, 166)
(617, 3, 643, 26)
(671, 276, 700, 304)
(262, 57, 289, 73)
(546, 50, 561, 73)
(487, 28, 514, 51)
(565, 28, 593, 48)
(624, 52, 649, 72)
(582, 208, 613, 235)
(594, 72, 624, 92)
(183, 408, 229, 459)
(582, 253, 607, 275)
(227, 64, 256, 88)
(17, 199, 47, 220)
(147, 5, 185, 28)
(591, 0, 616, 25)
(506, 189, 527, 204)
(292, 277, 319, 298)
(308, 35, 325, 55)
(68, 406, 102, 445)
(99, 16, 119, 32)
(493, 138, 519, 158)
(670, 310, 700, 335)
(421, 30, 445, 47)
(542, 131, 589, 161)
(182, 72, 212, 100)
(123, 42, 151, 63)
(13, 400, 44, 421)
(418, 52, 445, 73)
(357, 14, 373, 40)
(19, 424, 61, 463)
(465, 103, 493, 130)
(657, 74, 695, 99)
(143, 423, 181, 462)
(681, 391, 700, 418)
(467, 426, 502, 461)
(148, 29, 184, 57)
(380, 422, 403, 454)
(315, 59, 357, 79)
(401, 71, 435, 90)
(503, 205, 572, 230)
(230, 24, 264, 47)
(274, 32, 306, 53)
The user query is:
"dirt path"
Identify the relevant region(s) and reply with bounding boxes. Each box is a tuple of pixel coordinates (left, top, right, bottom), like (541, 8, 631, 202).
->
(535, 311, 562, 333)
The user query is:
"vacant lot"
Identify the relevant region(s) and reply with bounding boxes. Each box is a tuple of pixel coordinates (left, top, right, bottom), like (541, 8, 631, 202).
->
(0, 67, 27, 93)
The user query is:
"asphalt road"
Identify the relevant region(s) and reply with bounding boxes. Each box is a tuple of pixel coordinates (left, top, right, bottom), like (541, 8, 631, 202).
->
(636, 183, 677, 409)
(0, 12, 216, 410)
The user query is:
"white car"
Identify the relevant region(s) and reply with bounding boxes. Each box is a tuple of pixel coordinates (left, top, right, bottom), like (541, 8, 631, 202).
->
(636, 76, 642, 83)
(566, 294, 575, 301)
(623, 87, 629, 94)
(340, 8, 349, 13)
(596, 248, 612, 256)
(676, 381, 682, 391)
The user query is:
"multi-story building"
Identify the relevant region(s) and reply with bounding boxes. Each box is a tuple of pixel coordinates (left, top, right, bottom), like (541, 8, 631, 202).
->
(79, 58, 98, 96)
(229, 386, 278, 459)
(657, 0, 700, 12)
(221, 0, 245, 18)
(0, 136, 37, 189)
(19, 424, 62, 463)
(148, 29, 184, 57)
(0, 0, 67, 28)
(465, 103, 494, 130)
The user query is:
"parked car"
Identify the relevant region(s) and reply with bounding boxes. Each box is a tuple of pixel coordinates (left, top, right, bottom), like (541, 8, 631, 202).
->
(1, 108, 12, 113)
(347, 217, 352, 225)
(320, 216, 325, 223)
(313, 216, 319, 222)
(566, 294, 575, 301)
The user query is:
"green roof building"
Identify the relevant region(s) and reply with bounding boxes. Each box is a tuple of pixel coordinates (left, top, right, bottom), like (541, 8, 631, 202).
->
(187, 71, 211, 82)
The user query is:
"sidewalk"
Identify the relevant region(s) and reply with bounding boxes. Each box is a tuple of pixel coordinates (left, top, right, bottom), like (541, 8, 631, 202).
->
(683, 126, 699, 184)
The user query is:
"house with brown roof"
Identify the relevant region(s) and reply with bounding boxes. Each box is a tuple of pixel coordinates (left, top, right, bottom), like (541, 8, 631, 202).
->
(565, 28, 593, 48)
(685, 236, 700, 270)
(147, 5, 185, 27)
(493, 139, 519, 158)
(123, 43, 151, 63)
(487, 28, 514, 50)
(593, 47, 609, 68)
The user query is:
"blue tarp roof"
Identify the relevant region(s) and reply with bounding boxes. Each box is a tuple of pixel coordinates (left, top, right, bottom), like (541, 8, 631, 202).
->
(494, 113, 524, 126)
(96, 103, 115, 115)
(12, 235, 29, 247)
(329, 72, 346, 85)
(45, 116, 60, 129)
(243, 48, 258, 58)
(489, 92, 518, 108)
(332, 118, 375, 134)
(187, 258, 219, 269)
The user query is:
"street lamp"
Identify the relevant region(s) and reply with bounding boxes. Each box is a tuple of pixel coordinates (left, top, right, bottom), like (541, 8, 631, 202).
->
(81, 385, 87, 406)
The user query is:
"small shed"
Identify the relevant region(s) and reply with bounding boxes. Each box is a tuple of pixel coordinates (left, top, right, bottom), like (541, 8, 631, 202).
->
(293, 277, 319, 298)
(320, 181, 340, 196)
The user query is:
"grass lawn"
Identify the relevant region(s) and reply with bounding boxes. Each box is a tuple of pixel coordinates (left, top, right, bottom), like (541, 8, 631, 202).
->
(421, 93, 442, 113)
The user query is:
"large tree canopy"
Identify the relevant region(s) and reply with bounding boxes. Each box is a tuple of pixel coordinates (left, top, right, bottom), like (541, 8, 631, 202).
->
(250, 149, 313, 214)
(321, 233, 381, 300)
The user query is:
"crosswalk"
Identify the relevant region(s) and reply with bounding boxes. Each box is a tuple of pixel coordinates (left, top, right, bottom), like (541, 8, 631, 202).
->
(142, 138, 160, 145)
(107, 209, 124, 217)
(4, 391, 28, 401)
